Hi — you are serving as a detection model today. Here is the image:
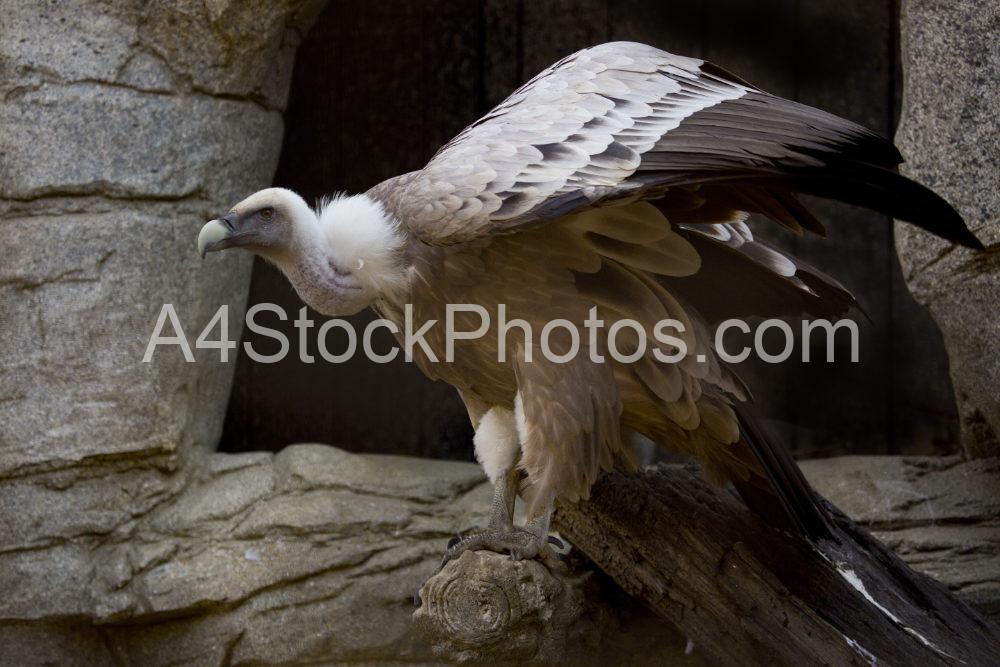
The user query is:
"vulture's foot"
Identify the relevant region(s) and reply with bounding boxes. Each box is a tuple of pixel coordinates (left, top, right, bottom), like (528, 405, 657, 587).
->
(414, 472, 561, 607)
(439, 526, 561, 569)
(440, 468, 559, 565)
(438, 501, 562, 568)
(412, 527, 566, 607)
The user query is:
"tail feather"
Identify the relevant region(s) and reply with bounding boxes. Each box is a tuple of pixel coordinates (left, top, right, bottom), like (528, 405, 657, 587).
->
(731, 403, 835, 542)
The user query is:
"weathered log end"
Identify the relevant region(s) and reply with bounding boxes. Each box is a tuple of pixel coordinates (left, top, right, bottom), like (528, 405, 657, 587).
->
(413, 549, 701, 665)
(412, 550, 590, 663)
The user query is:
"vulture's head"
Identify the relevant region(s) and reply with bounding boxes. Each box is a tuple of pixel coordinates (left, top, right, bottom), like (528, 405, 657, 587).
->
(199, 187, 408, 316)
(198, 187, 311, 263)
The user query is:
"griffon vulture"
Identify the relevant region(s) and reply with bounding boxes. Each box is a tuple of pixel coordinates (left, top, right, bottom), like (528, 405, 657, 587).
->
(198, 42, 981, 566)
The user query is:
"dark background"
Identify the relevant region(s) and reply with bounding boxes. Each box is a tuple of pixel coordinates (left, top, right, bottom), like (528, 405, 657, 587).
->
(220, 0, 958, 460)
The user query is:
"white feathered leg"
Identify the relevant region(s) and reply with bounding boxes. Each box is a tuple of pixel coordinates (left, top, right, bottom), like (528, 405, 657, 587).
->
(472, 407, 521, 529)
(436, 407, 560, 569)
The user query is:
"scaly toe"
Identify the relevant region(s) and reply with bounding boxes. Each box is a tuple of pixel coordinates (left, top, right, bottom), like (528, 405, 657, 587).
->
(439, 527, 545, 569)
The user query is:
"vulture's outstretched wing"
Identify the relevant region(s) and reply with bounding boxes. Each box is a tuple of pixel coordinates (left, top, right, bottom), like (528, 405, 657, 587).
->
(394, 41, 980, 249)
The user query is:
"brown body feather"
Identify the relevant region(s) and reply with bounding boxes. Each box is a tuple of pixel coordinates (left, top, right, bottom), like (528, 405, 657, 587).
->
(375, 201, 795, 520)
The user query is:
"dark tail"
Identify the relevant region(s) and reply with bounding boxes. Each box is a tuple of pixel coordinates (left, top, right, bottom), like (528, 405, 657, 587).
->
(731, 403, 835, 542)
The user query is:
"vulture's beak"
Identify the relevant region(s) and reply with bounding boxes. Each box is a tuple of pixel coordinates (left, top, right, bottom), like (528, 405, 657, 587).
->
(197, 214, 236, 259)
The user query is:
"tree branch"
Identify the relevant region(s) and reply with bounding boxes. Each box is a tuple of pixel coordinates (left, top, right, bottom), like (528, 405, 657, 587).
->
(554, 464, 1000, 666)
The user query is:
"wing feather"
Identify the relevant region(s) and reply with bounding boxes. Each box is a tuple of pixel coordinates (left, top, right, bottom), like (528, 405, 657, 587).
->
(380, 41, 978, 249)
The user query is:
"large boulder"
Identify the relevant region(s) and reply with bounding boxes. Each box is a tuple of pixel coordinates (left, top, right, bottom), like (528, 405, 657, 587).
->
(0, 0, 325, 659)
(0, 0, 324, 477)
(895, 0, 1000, 457)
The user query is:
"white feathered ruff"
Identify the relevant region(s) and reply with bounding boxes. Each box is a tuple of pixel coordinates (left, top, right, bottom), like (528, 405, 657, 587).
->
(316, 194, 408, 301)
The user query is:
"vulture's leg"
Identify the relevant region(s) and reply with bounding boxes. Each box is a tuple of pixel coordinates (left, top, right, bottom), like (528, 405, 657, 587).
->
(509, 500, 557, 561)
(438, 467, 525, 567)
(487, 465, 520, 530)
(434, 406, 562, 569)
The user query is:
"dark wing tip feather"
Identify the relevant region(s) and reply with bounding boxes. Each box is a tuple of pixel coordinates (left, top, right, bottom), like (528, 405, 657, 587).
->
(698, 60, 760, 90)
(636, 80, 987, 249)
(782, 163, 984, 250)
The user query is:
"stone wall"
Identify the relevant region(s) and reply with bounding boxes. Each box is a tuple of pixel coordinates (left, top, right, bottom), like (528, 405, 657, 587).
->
(896, 0, 1000, 457)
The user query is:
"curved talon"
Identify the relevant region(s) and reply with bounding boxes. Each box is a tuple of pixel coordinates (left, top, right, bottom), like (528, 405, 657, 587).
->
(508, 541, 540, 562)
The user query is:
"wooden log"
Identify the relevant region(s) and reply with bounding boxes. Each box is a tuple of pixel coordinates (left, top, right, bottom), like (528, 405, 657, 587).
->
(413, 551, 592, 664)
(802, 455, 1000, 621)
(413, 549, 703, 665)
(554, 464, 1000, 666)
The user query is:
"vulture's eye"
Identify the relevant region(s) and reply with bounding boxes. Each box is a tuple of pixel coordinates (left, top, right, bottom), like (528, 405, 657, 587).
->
(259, 207, 274, 222)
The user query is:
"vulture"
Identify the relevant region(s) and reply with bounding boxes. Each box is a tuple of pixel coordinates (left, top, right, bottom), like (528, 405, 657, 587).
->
(198, 42, 981, 567)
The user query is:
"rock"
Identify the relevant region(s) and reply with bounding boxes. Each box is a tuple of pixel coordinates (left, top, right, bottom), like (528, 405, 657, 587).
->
(0, 0, 323, 473)
(0, 444, 486, 663)
(0, 207, 256, 477)
(0, 444, 694, 665)
(895, 0, 1000, 457)
(0, 622, 114, 667)
(0, 0, 326, 659)
(0, 0, 325, 109)
(0, 0, 324, 479)
(0, 86, 283, 201)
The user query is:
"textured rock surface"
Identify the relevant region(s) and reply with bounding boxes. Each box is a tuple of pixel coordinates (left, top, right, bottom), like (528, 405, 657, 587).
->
(0, 445, 488, 663)
(0, 0, 324, 476)
(0, 1, 328, 661)
(2, 446, 996, 665)
(0, 444, 690, 665)
(895, 0, 1000, 457)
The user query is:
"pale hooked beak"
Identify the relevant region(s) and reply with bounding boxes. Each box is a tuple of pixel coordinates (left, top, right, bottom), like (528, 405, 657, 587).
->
(197, 216, 234, 259)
